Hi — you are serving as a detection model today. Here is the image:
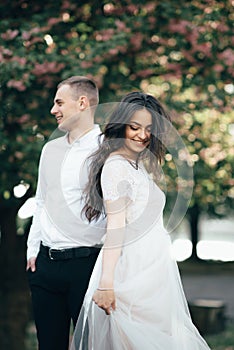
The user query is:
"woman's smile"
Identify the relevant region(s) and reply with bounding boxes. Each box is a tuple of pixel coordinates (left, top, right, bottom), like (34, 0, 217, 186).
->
(121, 108, 152, 159)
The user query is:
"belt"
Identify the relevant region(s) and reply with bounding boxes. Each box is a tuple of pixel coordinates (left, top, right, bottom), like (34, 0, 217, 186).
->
(40, 243, 101, 261)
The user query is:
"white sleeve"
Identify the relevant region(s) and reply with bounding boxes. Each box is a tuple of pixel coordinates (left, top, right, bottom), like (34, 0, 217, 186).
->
(26, 145, 47, 260)
(101, 158, 138, 202)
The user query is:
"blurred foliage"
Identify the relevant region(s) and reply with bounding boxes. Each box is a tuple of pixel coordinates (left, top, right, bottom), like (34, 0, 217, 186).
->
(0, 0, 233, 220)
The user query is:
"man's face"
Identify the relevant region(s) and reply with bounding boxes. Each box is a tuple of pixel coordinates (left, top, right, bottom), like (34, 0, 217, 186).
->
(50, 84, 80, 131)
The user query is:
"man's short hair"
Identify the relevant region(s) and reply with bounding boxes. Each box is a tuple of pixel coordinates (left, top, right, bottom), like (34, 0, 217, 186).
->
(58, 76, 99, 106)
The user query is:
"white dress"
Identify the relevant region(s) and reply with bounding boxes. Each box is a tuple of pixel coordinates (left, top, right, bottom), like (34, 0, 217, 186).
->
(71, 155, 210, 350)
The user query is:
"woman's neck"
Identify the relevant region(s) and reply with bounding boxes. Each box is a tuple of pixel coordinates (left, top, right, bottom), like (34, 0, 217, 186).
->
(113, 147, 138, 162)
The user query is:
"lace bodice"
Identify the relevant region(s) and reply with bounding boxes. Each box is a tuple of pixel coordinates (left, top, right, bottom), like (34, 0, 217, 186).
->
(101, 155, 165, 229)
(101, 156, 140, 202)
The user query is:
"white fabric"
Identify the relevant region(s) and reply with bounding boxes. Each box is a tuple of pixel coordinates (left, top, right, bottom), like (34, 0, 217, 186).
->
(27, 125, 106, 260)
(71, 155, 210, 350)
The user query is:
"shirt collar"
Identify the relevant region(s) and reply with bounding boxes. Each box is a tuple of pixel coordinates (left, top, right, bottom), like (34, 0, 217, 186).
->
(65, 124, 102, 147)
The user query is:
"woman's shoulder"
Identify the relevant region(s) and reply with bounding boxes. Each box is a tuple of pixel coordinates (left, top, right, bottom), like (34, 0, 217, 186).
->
(104, 153, 138, 173)
(106, 152, 127, 161)
(101, 154, 139, 202)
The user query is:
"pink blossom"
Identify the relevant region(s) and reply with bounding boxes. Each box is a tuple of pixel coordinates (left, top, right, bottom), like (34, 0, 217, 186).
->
(193, 42, 212, 57)
(138, 51, 153, 60)
(227, 67, 234, 77)
(7, 80, 26, 91)
(23, 37, 43, 47)
(137, 69, 154, 78)
(12, 56, 27, 66)
(126, 4, 138, 13)
(1, 29, 19, 40)
(22, 31, 31, 40)
(130, 32, 144, 51)
(199, 144, 226, 167)
(87, 74, 103, 88)
(80, 61, 93, 68)
(217, 23, 229, 32)
(32, 62, 65, 76)
(167, 63, 182, 73)
(205, 6, 213, 14)
(47, 18, 61, 26)
(61, 0, 71, 10)
(30, 27, 41, 34)
(18, 114, 30, 124)
(22, 27, 41, 41)
(115, 20, 130, 33)
(109, 48, 119, 55)
(23, 73, 30, 80)
(144, 2, 156, 12)
(2, 48, 13, 57)
(181, 49, 196, 64)
(14, 152, 24, 159)
(93, 56, 103, 63)
(99, 28, 115, 41)
(218, 49, 234, 67)
(117, 44, 127, 54)
(163, 70, 182, 79)
(168, 19, 191, 35)
(164, 63, 182, 80)
(198, 26, 206, 34)
(185, 27, 199, 46)
(46, 45, 55, 54)
(103, 3, 125, 16)
(36, 75, 54, 88)
(95, 33, 102, 41)
(213, 64, 224, 72)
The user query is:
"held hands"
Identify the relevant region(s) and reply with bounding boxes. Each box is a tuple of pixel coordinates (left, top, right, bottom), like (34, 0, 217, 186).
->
(92, 288, 116, 315)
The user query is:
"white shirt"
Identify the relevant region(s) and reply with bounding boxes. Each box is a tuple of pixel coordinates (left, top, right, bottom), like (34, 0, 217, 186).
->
(27, 125, 106, 260)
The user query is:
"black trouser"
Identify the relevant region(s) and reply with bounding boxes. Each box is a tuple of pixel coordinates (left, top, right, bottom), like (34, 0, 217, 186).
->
(27, 245, 100, 350)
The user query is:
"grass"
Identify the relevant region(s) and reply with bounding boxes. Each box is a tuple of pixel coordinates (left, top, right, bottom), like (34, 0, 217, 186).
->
(204, 320, 234, 350)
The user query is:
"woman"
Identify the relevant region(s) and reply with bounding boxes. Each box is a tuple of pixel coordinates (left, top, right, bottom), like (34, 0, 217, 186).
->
(71, 92, 210, 350)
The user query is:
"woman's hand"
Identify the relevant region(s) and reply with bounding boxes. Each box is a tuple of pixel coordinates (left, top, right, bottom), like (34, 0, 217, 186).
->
(92, 289, 116, 315)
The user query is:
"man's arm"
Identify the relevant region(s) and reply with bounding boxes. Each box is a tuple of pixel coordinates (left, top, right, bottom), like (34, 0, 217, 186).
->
(26, 146, 47, 271)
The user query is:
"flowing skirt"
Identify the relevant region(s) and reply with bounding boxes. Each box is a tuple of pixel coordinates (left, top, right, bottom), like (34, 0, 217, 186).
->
(71, 228, 210, 350)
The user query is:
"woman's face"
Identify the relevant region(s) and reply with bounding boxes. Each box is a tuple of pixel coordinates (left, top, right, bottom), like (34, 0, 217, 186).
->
(123, 108, 152, 159)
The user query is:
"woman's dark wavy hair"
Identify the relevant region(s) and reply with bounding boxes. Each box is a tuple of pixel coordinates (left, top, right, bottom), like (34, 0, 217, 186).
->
(83, 91, 171, 222)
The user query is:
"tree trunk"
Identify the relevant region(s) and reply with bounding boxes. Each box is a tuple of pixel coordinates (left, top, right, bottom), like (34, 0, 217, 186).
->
(0, 206, 31, 350)
(188, 204, 200, 260)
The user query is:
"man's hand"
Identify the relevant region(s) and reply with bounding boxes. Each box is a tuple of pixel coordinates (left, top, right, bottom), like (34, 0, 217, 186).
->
(92, 289, 116, 315)
(26, 257, 37, 272)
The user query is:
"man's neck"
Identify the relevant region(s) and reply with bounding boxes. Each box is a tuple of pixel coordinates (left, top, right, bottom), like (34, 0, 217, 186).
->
(68, 124, 95, 144)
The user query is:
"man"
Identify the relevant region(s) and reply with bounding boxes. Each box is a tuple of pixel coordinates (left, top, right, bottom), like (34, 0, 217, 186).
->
(26, 76, 105, 350)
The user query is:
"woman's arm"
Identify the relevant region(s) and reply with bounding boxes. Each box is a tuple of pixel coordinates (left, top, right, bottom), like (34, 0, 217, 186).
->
(92, 196, 126, 315)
